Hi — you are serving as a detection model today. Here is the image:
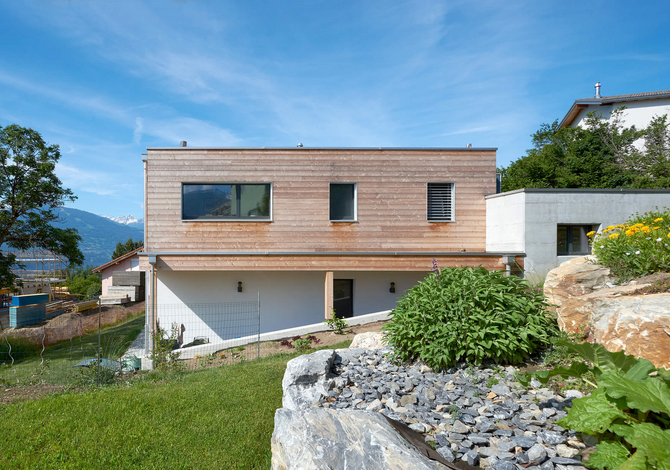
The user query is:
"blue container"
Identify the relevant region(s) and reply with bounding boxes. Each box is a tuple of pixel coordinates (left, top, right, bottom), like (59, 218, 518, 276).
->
(12, 293, 50, 307)
(9, 304, 47, 327)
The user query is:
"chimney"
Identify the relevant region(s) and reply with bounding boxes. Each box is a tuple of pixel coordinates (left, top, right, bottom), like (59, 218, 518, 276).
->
(595, 82, 601, 99)
(467, 143, 472, 148)
(180, 141, 187, 147)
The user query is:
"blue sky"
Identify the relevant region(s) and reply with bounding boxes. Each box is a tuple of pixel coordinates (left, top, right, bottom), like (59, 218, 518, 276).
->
(1, 1, 668, 218)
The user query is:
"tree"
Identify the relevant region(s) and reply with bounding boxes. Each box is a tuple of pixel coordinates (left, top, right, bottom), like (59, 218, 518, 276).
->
(0, 124, 83, 289)
(111, 238, 143, 260)
(498, 107, 670, 192)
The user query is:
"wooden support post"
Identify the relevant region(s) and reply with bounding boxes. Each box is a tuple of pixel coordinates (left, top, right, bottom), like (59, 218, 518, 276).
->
(324, 271, 333, 319)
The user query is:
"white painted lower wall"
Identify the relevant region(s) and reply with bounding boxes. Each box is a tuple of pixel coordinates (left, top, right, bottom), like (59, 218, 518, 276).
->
(154, 270, 427, 346)
(486, 189, 670, 279)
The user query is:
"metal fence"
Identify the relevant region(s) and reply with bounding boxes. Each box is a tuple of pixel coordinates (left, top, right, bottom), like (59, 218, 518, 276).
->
(148, 296, 262, 370)
(0, 297, 261, 387)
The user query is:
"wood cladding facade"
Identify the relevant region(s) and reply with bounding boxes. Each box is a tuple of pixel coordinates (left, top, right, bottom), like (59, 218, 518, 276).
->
(144, 148, 499, 267)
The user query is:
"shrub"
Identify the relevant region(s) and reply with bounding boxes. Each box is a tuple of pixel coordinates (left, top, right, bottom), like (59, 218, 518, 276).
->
(150, 324, 184, 373)
(323, 311, 349, 334)
(382, 266, 557, 369)
(520, 341, 670, 469)
(590, 207, 670, 281)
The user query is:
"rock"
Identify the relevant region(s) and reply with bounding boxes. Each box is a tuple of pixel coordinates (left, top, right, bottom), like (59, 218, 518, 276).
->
(464, 449, 480, 466)
(491, 384, 510, 395)
(400, 394, 418, 407)
(563, 390, 583, 399)
(409, 422, 431, 433)
(271, 408, 446, 469)
(545, 258, 670, 369)
(366, 399, 383, 412)
(437, 446, 456, 462)
(528, 444, 548, 464)
(537, 430, 566, 445)
(544, 256, 612, 310)
(492, 462, 516, 470)
(452, 420, 470, 434)
(282, 349, 335, 410)
(349, 332, 387, 350)
(550, 457, 583, 465)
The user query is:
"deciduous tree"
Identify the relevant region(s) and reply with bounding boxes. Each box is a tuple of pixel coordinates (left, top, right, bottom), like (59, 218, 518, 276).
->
(0, 124, 83, 289)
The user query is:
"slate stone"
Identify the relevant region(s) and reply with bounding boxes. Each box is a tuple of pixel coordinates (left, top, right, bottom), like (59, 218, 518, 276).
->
(538, 430, 566, 445)
(512, 436, 537, 449)
(528, 444, 548, 464)
(464, 450, 480, 466)
(437, 446, 456, 463)
(492, 461, 516, 470)
(550, 457, 583, 465)
(452, 420, 470, 434)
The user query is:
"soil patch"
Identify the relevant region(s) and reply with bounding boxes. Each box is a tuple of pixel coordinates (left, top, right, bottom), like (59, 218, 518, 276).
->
(0, 384, 68, 406)
(183, 321, 387, 369)
(629, 272, 670, 295)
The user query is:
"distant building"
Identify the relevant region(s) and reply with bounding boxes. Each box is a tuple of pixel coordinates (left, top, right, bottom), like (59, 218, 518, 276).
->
(559, 83, 670, 130)
(92, 246, 143, 296)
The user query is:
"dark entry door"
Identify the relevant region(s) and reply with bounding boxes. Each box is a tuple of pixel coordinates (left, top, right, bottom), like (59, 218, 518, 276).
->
(333, 279, 353, 318)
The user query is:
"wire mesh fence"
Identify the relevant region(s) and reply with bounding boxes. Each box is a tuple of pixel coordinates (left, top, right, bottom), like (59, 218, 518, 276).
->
(0, 298, 262, 387)
(150, 298, 261, 371)
(0, 303, 145, 387)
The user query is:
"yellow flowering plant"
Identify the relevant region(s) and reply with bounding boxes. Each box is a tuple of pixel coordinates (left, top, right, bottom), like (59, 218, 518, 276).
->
(590, 208, 670, 281)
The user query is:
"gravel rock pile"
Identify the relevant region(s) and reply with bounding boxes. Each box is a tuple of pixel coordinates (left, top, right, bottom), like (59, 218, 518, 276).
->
(316, 347, 591, 470)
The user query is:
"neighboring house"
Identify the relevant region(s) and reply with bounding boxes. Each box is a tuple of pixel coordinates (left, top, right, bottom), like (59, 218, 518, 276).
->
(559, 84, 670, 130)
(139, 146, 523, 346)
(92, 246, 143, 296)
(486, 188, 670, 279)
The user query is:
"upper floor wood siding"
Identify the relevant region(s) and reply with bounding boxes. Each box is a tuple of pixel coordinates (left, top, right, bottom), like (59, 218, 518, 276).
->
(144, 148, 497, 253)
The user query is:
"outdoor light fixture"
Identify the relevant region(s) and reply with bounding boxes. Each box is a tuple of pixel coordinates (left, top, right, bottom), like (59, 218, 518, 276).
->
(389, 282, 396, 293)
(238, 281, 243, 293)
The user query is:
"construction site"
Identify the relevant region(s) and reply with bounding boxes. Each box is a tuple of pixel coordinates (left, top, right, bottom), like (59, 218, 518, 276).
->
(0, 248, 99, 332)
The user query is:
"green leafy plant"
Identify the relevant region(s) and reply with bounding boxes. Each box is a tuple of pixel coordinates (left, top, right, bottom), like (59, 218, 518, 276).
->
(590, 208, 670, 281)
(382, 266, 557, 369)
(520, 341, 670, 469)
(486, 376, 499, 387)
(323, 310, 349, 335)
(150, 323, 184, 373)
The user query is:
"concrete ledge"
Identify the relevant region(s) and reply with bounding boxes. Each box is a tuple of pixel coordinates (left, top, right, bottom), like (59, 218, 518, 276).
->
(174, 310, 392, 360)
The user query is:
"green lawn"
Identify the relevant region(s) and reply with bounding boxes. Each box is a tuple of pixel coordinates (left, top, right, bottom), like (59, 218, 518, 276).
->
(1, 313, 145, 385)
(0, 340, 352, 469)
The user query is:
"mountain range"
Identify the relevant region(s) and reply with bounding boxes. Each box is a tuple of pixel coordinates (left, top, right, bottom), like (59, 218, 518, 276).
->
(53, 207, 144, 267)
(101, 214, 144, 230)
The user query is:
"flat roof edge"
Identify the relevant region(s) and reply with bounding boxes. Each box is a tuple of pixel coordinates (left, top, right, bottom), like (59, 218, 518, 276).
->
(145, 146, 499, 151)
(486, 188, 670, 199)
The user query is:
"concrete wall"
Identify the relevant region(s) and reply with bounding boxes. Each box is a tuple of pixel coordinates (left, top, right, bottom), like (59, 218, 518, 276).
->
(486, 189, 670, 279)
(154, 270, 428, 345)
(485, 191, 525, 252)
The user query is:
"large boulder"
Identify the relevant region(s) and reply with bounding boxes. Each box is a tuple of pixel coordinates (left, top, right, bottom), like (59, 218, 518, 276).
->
(545, 258, 670, 369)
(544, 256, 613, 310)
(271, 408, 446, 470)
(281, 349, 336, 410)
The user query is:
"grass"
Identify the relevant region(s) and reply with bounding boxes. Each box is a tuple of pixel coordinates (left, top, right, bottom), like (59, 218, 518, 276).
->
(0, 313, 145, 385)
(0, 339, 352, 469)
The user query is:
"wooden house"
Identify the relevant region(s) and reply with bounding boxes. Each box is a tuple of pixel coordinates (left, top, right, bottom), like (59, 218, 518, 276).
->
(139, 146, 522, 345)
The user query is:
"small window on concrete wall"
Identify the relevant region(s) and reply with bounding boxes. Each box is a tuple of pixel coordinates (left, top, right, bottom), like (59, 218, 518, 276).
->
(557, 225, 597, 255)
(330, 183, 356, 221)
(427, 183, 454, 221)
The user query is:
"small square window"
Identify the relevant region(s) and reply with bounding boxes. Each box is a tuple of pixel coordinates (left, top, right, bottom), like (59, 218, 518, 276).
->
(330, 183, 356, 221)
(557, 224, 597, 255)
(427, 183, 454, 221)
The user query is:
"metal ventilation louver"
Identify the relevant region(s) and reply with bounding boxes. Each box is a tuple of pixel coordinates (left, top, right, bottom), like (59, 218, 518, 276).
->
(427, 183, 453, 221)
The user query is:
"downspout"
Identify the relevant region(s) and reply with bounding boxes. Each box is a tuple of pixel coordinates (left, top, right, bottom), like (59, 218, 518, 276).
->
(148, 255, 157, 355)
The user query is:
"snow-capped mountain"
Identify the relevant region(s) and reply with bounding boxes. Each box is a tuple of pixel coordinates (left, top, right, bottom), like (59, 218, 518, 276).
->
(102, 215, 143, 226)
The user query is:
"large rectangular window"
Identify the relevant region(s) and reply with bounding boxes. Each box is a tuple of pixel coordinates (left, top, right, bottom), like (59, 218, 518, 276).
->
(427, 183, 454, 221)
(330, 183, 356, 221)
(557, 224, 596, 255)
(182, 184, 271, 220)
